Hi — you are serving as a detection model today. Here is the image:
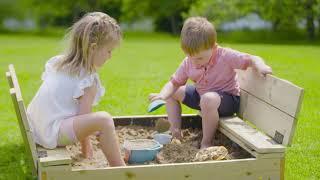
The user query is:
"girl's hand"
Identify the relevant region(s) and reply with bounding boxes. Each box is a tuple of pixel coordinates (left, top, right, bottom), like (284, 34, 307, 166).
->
(149, 93, 165, 102)
(81, 138, 93, 159)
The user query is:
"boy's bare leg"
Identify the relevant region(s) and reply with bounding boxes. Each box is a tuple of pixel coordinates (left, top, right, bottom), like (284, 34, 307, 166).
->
(200, 92, 221, 149)
(165, 86, 186, 139)
(73, 111, 125, 166)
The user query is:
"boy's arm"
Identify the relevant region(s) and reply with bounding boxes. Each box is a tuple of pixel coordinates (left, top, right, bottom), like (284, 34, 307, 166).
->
(249, 55, 272, 76)
(226, 48, 272, 76)
(149, 81, 179, 101)
(150, 59, 188, 102)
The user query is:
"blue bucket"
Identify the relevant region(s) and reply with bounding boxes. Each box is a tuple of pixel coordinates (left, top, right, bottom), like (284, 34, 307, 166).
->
(124, 139, 163, 164)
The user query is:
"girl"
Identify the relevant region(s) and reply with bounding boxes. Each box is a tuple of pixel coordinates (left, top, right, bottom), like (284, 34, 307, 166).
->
(27, 12, 125, 166)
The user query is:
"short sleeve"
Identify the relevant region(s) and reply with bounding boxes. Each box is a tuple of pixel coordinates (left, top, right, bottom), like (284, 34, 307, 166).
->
(224, 48, 252, 70)
(41, 55, 62, 81)
(73, 73, 105, 106)
(170, 58, 188, 87)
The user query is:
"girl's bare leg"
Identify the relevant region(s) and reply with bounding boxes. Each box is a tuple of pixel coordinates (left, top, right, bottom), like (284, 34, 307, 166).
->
(73, 111, 125, 166)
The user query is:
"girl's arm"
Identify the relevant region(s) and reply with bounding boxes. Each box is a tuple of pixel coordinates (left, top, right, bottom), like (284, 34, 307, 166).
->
(250, 55, 272, 76)
(149, 81, 179, 102)
(77, 84, 97, 158)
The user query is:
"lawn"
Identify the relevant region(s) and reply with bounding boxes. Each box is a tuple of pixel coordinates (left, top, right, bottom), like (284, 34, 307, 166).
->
(0, 32, 319, 179)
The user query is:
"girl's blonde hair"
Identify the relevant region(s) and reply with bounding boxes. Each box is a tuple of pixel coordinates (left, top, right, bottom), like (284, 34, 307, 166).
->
(56, 12, 121, 75)
(181, 17, 216, 56)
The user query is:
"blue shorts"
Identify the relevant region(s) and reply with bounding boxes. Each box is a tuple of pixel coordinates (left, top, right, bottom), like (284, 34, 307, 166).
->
(182, 85, 240, 117)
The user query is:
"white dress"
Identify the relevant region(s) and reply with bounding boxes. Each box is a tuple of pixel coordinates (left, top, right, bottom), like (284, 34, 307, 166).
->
(27, 55, 105, 149)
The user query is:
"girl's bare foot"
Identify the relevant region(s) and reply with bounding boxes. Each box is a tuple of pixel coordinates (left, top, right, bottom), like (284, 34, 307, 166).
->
(81, 140, 93, 159)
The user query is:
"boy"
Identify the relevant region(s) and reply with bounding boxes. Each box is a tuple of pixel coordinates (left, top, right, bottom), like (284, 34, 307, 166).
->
(149, 17, 272, 149)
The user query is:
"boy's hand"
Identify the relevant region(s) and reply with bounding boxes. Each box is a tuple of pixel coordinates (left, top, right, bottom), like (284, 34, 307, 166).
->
(251, 56, 272, 76)
(149, 93, 165, 102)
(256, 64, 272, 76)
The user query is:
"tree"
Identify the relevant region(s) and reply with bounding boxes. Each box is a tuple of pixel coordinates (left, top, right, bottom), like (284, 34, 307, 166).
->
(187, 0, 319, 39)
(253, 0, 300, 31)
(30, 0, 122, 28)
(304, 0, 316, 39)
(0, 0, 28, 29)
(312, 0, 320, 37)
(186, 0, 252, 28)
(121, 0, 195, 34)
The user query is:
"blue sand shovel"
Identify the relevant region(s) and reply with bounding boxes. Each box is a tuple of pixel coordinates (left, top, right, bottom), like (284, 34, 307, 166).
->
(148, 99, 166, 113)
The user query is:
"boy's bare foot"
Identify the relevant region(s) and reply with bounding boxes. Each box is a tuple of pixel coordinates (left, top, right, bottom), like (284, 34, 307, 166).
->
(170, 128, 182, 139)
(200, 143, 213, 149)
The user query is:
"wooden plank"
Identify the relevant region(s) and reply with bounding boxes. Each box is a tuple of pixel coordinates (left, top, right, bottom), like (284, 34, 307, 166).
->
(220, 117, 285, 153)
(38, 147, 72, 167)
(280, 157, 285, 180)
(8, 65, 31, 131)
(218, 127, 256, 156)
(7, 65, 39, 175)
(113, 114, 202, 129)
(6, 71, 13, 88)
(218, 126, 284, 159)
(9, 88, 38, 175)
(287, 89, 304, 146)
(237, 68, 304, 118)
(9, 64, 23, 101)
(38, 164, 71, 180)
(239, 91, 296, 146)
(46, 158, 281, 180)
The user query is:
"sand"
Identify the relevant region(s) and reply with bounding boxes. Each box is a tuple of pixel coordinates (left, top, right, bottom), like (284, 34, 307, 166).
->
(67, 123, 251, 169)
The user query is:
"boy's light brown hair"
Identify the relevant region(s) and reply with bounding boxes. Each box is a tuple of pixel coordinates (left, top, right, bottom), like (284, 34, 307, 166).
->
(181, 17, 217, 56)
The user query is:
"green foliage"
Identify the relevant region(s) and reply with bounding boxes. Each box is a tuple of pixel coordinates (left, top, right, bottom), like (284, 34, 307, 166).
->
(0, 0, 28, 27)
(253, 0, 300, 31)
(186, 0, 320, 39)
(30, 0, 122, 28)
(186, 0, 299, 30)
(1, 0, 320, 39)
(121, 0, 195, 33)
(186, 0, 251, 27)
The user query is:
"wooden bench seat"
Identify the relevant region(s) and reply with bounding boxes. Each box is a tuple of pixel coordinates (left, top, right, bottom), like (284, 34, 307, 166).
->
(220, 117, 285, 153)
(38, 147, 72, 167)
(216, 68, 303, 156)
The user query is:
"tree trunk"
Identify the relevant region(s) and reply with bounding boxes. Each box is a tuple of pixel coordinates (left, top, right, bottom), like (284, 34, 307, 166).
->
(318, 17, 320, 37)
(170, 16, 178, 35)
(272, 18, 280, 32)
(305, 0, 315, 40)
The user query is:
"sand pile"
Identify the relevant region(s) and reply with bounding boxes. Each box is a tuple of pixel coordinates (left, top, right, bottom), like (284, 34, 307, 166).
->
(67, 123, 251, 169)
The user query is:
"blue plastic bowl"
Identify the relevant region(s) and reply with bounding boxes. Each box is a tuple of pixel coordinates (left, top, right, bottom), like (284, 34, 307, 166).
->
(124, 139, 163, 164)
(153, 133, 172, 145)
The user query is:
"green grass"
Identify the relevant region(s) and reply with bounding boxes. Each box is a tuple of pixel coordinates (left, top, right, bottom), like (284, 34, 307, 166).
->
(0, 32, 319, 179)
